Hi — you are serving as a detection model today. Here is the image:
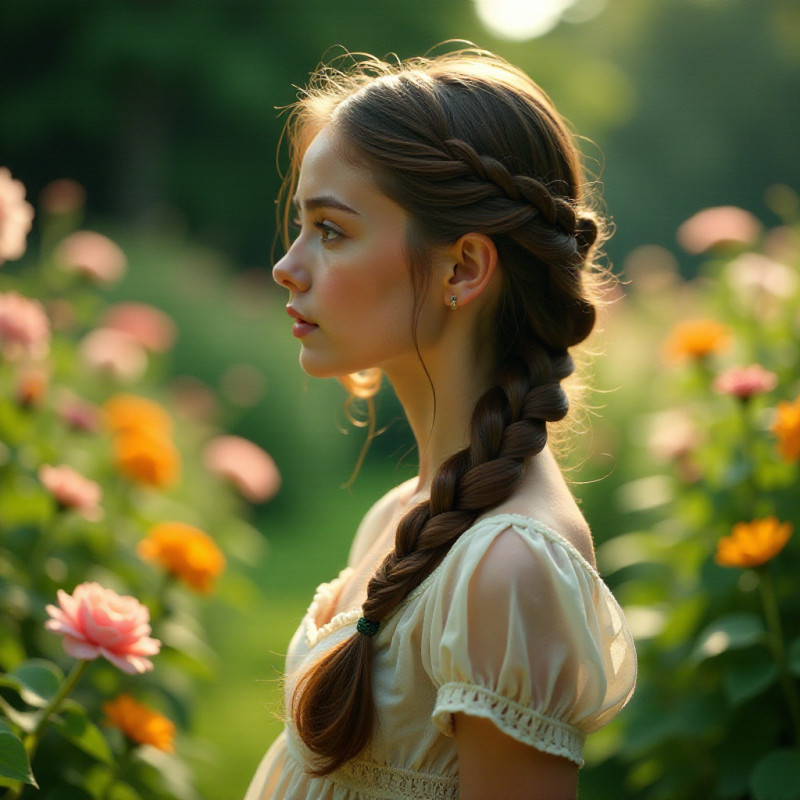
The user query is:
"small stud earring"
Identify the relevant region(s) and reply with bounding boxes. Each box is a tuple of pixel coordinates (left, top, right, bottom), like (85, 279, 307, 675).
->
(450, 295, 457, 310)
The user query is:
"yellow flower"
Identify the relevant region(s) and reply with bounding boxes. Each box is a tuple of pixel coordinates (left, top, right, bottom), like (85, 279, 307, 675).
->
(114, 429, 181, 489)
(771, 395, 800, 462)
(138, 522, 225, 593)
(664, 318, 732, 362)
(104, 694, 175, 753)
(105, 393, 173, 437)
(715, 517, 793, 568)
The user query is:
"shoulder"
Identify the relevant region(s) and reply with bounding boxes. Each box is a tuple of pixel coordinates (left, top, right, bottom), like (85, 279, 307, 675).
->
(484, 448, 597, 567)
(454, 514, 597, 599)
(346, 477, 416, 567)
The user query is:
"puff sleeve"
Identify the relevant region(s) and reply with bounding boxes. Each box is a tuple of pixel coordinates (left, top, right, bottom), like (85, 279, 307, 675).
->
(421, 515, 636, 766)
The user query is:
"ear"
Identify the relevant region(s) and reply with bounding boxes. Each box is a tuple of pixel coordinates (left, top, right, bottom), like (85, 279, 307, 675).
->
(442, 232, 499, 309)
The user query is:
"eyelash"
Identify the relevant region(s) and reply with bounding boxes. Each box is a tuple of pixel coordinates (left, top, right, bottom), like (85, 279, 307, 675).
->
(291, 217, 342, 244)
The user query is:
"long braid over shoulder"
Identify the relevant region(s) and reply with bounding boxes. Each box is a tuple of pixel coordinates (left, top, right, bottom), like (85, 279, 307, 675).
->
(282, 48, 608, 774)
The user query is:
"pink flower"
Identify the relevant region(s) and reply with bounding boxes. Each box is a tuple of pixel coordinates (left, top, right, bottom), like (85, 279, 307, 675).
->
(677, 206, 761, 254)
(726, 253, 799, 302)
(203, 435, 281, 503)
(0, 290, 50, 361)
(102, 302, 177, 353)
(39, 464, 103, 521)
(44, 582, 161, 674)
(0, 167, 35, 265)
(39, 178, 86, 216)
(647, 409, 701, 462)
(714, 364, 778, 400)
(53, 231, 127, 284)
(79, 327, 147, 383)
(56, 391, 101, 432)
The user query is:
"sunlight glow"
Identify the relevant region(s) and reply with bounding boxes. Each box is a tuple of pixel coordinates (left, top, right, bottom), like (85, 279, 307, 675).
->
(474, 0, 605, 40)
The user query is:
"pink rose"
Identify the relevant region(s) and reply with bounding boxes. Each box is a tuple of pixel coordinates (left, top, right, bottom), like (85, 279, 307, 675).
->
(677, 206, 761, 254)
(38, 464, 103, 521)
(102, 302, 177, 353)
(0, 167, 35, 265)
(56, 391, 101, 432)
(53, 230, 127, 284)
(714, 364, 778, 400)
(45, 582, 161, 674)
(79, 327, 148, 383)
(203, 435, 281, 503)
(39, 178, 86, 216)
(0, 290, 50, 361)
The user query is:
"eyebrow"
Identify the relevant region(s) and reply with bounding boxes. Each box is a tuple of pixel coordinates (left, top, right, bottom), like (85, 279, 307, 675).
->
(292, 194, 360, 215)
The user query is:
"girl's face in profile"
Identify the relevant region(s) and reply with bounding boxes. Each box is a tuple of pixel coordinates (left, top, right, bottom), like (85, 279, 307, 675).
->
(273, 127, 448, 380)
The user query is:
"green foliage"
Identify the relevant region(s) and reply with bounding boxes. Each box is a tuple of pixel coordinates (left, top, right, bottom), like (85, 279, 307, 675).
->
(3, 0, 799, 266)
(577, 200, 800, 798)
(0, 191, 280, 797)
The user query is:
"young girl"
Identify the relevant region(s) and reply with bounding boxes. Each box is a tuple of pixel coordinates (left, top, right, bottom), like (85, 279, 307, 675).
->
(245, 47, 636, 800)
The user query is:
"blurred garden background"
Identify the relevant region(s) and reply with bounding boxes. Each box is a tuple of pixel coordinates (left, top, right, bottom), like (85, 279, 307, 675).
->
(1, 0, 799, 798)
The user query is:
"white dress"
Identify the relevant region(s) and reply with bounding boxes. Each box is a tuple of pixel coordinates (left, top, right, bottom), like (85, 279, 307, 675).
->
(244, 514, 637, 800)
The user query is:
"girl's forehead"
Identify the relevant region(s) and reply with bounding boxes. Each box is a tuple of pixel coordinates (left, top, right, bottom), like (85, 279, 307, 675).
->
(296, 128, 388, 210)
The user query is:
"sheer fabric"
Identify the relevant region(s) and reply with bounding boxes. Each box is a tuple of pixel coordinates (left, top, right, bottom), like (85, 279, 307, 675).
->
(244, 514, 636, 800)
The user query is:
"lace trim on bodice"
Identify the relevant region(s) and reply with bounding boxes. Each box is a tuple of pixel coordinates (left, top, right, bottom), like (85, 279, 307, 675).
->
(334, 759, 458, 800)
(303, 567, 357, 649)
(433, 682, 587, 767)
(285, 731, 458, 800)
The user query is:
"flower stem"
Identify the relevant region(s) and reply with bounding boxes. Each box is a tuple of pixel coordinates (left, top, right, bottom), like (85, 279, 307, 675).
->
(3, 661, 90, 800)
(27, 660, 89, 762)
(759, 567, 800, 749)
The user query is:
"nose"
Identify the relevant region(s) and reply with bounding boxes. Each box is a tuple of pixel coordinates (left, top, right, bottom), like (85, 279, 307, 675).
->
(272, 246, 311, 293)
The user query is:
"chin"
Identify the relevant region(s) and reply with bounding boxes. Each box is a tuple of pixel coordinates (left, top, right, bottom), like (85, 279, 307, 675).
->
(298, 351, 357, 380)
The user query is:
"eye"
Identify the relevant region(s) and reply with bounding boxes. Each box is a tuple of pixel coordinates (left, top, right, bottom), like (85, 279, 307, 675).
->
(314, 220, 343, 244)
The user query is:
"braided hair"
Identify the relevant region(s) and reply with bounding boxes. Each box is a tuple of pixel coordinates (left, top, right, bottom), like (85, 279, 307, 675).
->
(282, 48, 608, 774)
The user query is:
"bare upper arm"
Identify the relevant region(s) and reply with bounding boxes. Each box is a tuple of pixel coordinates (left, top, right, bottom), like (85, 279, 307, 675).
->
(455, 714, 578, 800)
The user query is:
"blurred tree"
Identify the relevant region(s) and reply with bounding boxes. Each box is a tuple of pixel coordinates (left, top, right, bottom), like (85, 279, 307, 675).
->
(0, 0, 466, 261)
(1, 0, 798, 267)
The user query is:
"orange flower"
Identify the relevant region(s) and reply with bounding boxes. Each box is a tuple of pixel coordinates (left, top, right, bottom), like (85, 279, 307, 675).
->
(715, 517, 793, 568)
(104, 394, 173, 437)
(771, 395, 800, 462)
(103, 694, 175, 753)
(114, 429, 181, 489)
(138, 522, 225, 593)
(664, 318, 732, 362)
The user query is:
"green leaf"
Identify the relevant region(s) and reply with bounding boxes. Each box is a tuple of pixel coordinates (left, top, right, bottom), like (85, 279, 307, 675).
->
(0, 625, 25, 672)
(52, 703, 113, 765)
(6, 659, 64, 708)
(723, 648, 780, 706)
(789, 636, 800, 679)
(0, 718, 37, 786)
(694, 613, 766, 660)
(750, 749, 800, 800)
(0, 695, 39, 733)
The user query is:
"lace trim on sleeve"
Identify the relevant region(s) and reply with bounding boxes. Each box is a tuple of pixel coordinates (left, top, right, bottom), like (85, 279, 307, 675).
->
(433, 682, 586, 767)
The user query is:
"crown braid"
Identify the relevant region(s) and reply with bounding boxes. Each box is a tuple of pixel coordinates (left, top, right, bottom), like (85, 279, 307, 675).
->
(286, 49, 606, 774)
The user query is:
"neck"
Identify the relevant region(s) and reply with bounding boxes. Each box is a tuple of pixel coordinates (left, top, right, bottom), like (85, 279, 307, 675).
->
(383, 342, 497, 497)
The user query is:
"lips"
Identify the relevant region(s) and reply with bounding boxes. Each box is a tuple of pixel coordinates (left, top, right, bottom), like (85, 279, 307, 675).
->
(286, 305, 318, 338)
(286, 306, 316, 326)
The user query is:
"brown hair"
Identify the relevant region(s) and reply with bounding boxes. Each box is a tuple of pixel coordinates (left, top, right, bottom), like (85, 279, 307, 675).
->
(280, 46, 607, 774)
